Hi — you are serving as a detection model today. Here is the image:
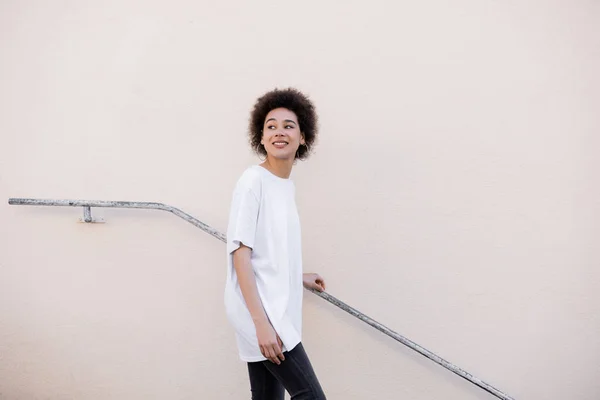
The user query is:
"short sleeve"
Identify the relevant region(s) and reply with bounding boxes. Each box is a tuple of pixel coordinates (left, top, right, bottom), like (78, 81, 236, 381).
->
(226, 172, 261, 254)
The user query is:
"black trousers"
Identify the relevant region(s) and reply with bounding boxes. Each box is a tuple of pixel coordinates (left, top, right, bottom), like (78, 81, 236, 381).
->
(247, 343, 326, 400)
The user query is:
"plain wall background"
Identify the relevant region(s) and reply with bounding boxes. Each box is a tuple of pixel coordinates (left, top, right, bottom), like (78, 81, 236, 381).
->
(1, 1, 598, 399)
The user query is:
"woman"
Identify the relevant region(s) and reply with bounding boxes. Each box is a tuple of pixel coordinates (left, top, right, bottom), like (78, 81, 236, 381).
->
(225, 88, 327, 399)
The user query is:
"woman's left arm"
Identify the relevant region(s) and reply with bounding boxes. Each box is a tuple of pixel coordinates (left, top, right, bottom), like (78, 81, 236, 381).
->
(303, 273, 326, 292)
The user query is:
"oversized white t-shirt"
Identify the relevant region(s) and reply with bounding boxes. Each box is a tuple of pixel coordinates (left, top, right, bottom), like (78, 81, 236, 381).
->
(224, 165, 304, 362)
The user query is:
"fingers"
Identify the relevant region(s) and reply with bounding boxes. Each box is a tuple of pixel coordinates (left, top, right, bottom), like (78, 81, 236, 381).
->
(276, 336, 285, 362)
(261, 343, 284, 364)
(262, 345, 277, 364)
(303, 273, 327, 292)
(315, 274, 326, 291)
(270, 343, 284, 364)
(268, 346, 280, 365)
(275, 345, 285, 363)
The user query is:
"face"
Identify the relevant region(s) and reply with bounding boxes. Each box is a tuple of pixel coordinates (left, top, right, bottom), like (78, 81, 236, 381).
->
(261, 108, 305, 161)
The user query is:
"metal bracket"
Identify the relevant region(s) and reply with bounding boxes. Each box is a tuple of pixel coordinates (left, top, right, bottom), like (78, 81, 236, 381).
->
(78, 206, 105, 223)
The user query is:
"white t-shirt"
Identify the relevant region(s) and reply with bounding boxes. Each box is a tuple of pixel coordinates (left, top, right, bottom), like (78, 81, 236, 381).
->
(224, 165, 304, 362)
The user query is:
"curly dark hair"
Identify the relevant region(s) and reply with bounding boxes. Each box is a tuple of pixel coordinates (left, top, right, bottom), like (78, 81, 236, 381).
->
(249, 88, 318, 160)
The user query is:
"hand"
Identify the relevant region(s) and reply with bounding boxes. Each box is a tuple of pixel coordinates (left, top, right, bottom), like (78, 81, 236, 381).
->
(303, 273, 326, 292)
(255, 320, 285, 365)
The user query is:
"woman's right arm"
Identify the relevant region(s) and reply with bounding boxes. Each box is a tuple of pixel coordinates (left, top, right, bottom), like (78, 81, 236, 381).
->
(232, 244, 285, 365)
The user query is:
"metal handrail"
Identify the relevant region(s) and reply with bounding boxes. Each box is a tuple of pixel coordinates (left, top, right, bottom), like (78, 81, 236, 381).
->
(8, 197, 515, 400)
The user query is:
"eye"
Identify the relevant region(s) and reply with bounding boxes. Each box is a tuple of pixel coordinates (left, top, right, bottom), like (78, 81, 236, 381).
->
(285, 125, 293, 129)
(267, 125, 276, 130)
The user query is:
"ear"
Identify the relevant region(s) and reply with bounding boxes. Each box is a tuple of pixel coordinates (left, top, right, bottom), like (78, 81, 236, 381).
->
(300, 133, 306, 145)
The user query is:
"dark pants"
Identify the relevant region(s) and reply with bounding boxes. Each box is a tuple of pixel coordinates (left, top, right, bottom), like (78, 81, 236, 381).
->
(247, 343, 326, 400)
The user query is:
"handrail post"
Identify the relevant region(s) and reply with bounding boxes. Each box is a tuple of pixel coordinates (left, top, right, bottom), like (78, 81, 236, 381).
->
(83, 206, 92, 223)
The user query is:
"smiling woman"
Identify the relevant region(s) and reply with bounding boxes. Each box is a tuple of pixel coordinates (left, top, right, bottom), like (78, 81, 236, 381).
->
(224, 88, 327, 399)
(261, 108, 304, 162)
(249, 88, 318, 162)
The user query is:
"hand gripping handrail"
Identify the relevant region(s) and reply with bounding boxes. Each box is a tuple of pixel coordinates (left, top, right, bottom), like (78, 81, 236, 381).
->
(8, 197, 515, 400)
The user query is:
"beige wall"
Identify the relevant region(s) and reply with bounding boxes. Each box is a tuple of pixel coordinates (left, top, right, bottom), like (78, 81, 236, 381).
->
(1, 1, 599, 399)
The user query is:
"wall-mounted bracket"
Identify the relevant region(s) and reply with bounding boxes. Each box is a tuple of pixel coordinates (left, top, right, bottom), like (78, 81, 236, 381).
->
(78, 206, 105, 223)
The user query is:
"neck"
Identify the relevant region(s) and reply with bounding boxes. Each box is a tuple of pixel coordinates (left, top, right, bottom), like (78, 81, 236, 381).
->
(260, 156, 294, 179)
